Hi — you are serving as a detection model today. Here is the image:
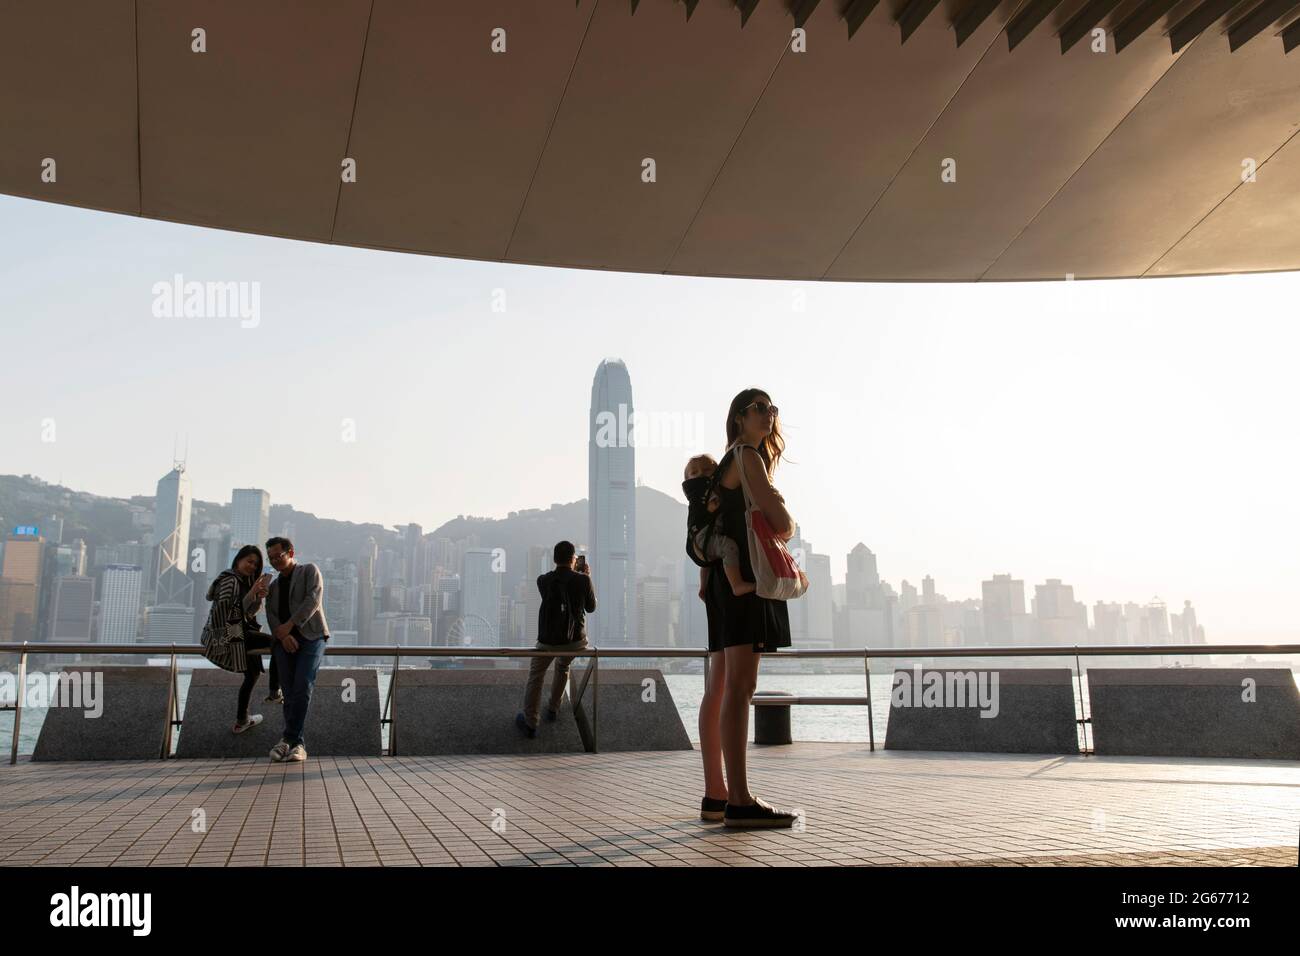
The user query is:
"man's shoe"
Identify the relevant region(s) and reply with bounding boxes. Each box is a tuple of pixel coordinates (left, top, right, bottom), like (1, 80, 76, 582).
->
(265, 691, 284, 704)
(700, 796, 727, 822)
(544, 706, 559, 722)
(723, 797, 798, 829)
(287, 744, 307, 762)
(515, 712, 536, 739)
(232, 714, 263, 735)
(269, 739, 291, 762)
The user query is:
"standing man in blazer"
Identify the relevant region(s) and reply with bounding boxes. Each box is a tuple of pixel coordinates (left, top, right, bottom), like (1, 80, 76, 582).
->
(265, 537, 329, 762)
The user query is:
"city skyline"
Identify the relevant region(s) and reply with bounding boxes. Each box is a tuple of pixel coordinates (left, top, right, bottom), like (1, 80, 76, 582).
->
(0, 427, 1274, 647)
(0, 462, 1222, 652)
(2, 195, 1297, 642)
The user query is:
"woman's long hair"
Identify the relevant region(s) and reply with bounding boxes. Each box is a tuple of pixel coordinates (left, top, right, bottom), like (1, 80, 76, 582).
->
(725, 387, 784, 475)
(230, 544, 263, 580)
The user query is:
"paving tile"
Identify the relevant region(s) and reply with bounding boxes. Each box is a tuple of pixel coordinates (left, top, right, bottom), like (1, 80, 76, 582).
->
(0, 746, 1295, 867)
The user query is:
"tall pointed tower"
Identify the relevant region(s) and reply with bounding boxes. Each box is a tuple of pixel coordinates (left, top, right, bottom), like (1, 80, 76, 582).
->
(588, 359, 636, 647)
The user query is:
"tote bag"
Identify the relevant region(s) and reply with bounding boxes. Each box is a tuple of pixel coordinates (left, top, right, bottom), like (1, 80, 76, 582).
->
(730, 442, 809, 601)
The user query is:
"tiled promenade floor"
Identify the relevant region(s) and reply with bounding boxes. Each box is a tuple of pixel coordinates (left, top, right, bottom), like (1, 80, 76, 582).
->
(1, 744, 1296, 867)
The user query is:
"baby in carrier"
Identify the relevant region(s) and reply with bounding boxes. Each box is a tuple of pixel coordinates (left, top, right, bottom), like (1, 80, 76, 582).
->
(683, 453, 755, 597)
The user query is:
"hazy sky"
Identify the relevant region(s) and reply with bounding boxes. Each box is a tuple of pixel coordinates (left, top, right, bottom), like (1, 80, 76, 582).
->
(1, 195, 1296, 642)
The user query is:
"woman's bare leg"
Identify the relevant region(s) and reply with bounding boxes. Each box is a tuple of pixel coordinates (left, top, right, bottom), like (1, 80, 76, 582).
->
(699, 651, 728, 800)
(721, 644, 761, 805)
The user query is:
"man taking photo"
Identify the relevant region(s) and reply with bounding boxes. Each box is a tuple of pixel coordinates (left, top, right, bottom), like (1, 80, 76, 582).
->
(516, 540, 596, 738)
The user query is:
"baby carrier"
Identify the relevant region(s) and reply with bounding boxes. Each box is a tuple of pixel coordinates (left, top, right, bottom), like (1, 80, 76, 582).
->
(682, 452, 730, 569)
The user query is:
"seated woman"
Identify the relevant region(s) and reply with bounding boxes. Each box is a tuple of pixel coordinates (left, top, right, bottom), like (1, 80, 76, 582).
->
(200, 544, 281, 733)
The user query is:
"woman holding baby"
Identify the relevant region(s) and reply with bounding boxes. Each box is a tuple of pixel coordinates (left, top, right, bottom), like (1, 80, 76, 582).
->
(693, 387, 798, 828)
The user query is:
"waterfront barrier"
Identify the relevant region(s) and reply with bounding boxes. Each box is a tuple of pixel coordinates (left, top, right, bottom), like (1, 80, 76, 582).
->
(1089, 667, 1300, 759)
(3, 642, 1298, 762)
(568, 667, 692, 752)
(883, 667, 1079, 754)
(391, 669, 585, 755)
(176, 668, 382, 758)
(32, 666, 171, 761)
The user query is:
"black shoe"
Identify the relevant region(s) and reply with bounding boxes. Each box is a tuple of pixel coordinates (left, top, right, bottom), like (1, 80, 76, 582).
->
(700, 797, 727, 822)
(724, 797, 798, 829)
(515, 712, 536, 739)
(544, 707, 559, 722)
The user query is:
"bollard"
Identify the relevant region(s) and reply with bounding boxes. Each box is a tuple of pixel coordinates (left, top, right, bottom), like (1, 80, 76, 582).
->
(753, 691, 793, 745)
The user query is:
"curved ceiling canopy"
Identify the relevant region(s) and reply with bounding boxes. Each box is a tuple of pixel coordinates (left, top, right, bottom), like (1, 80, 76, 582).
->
(2, 0, 1299, 281)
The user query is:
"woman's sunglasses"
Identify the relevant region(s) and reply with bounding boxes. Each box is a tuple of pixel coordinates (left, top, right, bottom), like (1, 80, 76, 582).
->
(744, 400, 778, 417)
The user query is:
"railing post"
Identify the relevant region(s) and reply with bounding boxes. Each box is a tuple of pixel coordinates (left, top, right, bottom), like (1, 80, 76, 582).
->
(1073, 645, 1089, 756)
(387, 653, 399, 756)
(864, 646, 875, 753)
(591, 646, 599, 755)
(161, 648, 179, 759)
(10, 643, 27, 765)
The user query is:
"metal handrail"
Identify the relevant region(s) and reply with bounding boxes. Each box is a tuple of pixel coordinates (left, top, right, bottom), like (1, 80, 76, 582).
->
(753, 696, 869, 705)
(2, 641, 1295, 764)
(2, 641, 1294, 657)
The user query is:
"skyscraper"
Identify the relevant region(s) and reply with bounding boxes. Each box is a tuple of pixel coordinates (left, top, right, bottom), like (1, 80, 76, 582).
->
(461, 548, 500, 644)
(786, 527, 810, 647)
(1171, 599, 1205, 644)
(1033, 578, 1087, 645)
(589, 358, 636, 647)
(99, 565, 143, 644)
(48, 575, 94, 642)
(402, 523, 425, 590)
(518, 545, 550, 645)
(0, 531, 44, 643)
(38, 538, 87, 638)
(844, 542, 891, 648)
(49, 539, 87, 578)
(357, 537, 377, 644)
(43, 514, 64, 545)
(637, 576, 670, 646)
(982, 573, 1030, 646)
(845, 543, 881, 608)
(432, 570, 461, 646)
(322, 560, 359, 633)
(229, 488, 270, 564)
(1093, 601, 1126, 643)
(678, 556, 708, 648)
(145, 603, 195, 643)
(805, 552, 834, 649)
(153, 464, 193, 606)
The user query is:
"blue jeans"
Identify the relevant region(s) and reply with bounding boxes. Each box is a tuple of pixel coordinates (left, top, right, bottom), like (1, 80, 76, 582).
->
(274, 637, 326, 748)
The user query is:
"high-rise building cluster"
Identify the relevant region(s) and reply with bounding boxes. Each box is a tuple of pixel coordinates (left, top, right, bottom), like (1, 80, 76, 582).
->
(0, 360, 1209, 657)
(827, 548, 1207, 652)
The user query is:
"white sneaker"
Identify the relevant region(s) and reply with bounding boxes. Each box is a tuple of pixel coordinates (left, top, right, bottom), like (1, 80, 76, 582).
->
(232, 714, 263, 734)
(287, 744, 307, 762)
(269, 739, 291, 761)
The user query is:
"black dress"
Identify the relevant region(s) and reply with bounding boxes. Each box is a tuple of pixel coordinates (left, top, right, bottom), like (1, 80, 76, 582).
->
(702, 450, 792, 653)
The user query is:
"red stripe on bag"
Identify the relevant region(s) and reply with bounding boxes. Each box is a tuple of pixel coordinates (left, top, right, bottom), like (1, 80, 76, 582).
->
(750, 510, 798, 580)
